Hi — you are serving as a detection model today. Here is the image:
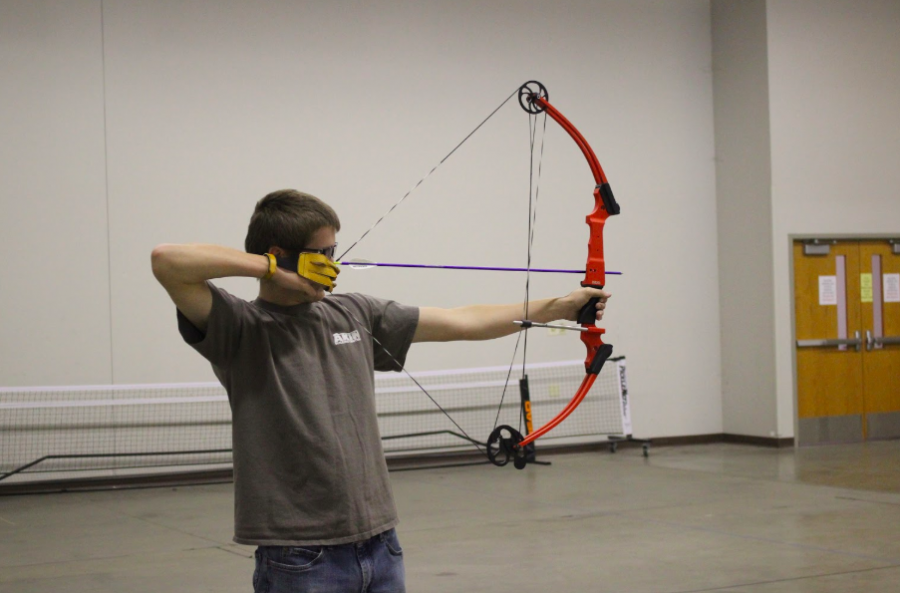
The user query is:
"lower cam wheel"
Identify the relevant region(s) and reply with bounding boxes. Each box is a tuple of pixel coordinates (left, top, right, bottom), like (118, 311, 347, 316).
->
(487, 425, 525, 467)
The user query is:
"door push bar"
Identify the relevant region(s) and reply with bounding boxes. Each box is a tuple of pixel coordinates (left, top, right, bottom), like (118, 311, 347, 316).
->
(796, 331, 862, 352)
(797, 330, 900, 352)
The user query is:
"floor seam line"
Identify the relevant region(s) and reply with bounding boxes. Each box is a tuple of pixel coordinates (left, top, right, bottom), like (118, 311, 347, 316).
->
(667, 563, 900, 593)
(614, 513, 900, 565)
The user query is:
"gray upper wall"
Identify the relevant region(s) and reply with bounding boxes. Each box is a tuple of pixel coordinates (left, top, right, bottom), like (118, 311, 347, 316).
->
(0, 1, 112, 386)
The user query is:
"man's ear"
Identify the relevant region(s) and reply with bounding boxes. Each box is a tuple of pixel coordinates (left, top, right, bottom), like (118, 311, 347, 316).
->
(267, 246, 289, 257)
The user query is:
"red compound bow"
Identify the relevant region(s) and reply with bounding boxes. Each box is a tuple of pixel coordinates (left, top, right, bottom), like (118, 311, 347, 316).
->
(486, 81, 619, 469)
(336, 81, 620, 469)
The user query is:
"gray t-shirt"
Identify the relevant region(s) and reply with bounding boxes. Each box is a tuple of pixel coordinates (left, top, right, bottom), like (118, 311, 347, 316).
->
(177, 283, 419, 546)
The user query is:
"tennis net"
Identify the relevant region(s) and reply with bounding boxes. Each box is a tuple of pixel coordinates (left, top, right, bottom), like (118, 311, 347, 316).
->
(0, 358, 630, 489)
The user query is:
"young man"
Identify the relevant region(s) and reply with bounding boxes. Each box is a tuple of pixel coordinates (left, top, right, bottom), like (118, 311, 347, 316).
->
(151, 189, 609, 593)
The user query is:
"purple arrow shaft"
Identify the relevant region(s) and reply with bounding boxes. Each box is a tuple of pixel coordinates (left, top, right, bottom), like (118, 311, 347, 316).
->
(342, 262, 622, 275)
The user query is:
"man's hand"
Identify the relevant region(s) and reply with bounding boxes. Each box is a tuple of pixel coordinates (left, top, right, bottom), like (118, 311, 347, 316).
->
(413, 287, 611, 343)
(558, 287, 611, 323)
(270, 264, 326, 293)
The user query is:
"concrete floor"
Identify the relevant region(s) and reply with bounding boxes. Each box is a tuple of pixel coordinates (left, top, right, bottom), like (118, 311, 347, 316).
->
(1, 441, 899, 593)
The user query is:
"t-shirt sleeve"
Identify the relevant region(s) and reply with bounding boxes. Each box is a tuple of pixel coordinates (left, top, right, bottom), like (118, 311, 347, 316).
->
(353, 294, 419, 372)
(177, 282, 245, 367)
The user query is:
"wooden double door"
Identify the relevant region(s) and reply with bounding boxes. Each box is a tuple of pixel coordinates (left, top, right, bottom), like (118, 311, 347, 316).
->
(794, 239, 900, 445)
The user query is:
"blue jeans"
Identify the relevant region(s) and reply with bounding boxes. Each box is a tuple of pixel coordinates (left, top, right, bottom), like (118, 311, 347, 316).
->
(253, 529, 406, 593)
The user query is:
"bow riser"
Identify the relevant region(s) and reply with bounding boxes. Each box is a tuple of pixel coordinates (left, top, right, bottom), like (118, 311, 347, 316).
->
(585, 191, 609, 288)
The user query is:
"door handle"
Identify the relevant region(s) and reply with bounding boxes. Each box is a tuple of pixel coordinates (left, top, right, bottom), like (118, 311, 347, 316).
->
(873, 335, 900, 347)
(796, 330, 862, 352)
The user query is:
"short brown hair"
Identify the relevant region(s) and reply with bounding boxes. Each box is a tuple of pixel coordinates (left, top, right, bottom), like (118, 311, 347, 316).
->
(244, 189, 341, 255)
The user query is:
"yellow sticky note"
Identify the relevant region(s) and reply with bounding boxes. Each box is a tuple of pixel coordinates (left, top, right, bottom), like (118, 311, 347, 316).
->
(860, 273, 873, 303)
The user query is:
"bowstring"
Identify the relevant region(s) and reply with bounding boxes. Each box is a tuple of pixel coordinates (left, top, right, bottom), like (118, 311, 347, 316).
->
(332, 85, 522, 457)
(338, 86, 520, 262)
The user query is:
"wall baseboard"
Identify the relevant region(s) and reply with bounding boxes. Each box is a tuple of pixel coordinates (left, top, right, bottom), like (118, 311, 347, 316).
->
(721, 433, 795, 448)
(648, 433, 794, 448)
(0, 468, 235, 496)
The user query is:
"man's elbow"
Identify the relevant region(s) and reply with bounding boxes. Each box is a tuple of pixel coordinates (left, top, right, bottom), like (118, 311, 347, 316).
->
(151, 244, 180, 283)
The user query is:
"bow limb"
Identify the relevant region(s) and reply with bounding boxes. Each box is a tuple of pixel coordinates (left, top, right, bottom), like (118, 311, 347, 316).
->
(517, 331, 614, 448)
(517, 373, 597, 448)
(532, 94, 619, 289)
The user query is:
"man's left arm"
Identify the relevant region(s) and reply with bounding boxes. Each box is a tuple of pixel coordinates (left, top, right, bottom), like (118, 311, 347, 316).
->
(412, 287, 610, 343)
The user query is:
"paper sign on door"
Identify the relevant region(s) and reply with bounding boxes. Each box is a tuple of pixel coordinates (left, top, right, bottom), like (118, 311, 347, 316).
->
(885, 273, 900, 303)
(860, 273, 873, 303)
(819, 276, 837, 306)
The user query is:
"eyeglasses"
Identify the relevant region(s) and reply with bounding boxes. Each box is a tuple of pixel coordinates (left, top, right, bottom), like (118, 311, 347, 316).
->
(300, 243, 338, 260)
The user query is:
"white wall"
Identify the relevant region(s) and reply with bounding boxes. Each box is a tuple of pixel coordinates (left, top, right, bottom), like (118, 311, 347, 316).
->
(767, 0, 900, 437)
(0, 0, 112, 386)
(1, 0, 721, 438)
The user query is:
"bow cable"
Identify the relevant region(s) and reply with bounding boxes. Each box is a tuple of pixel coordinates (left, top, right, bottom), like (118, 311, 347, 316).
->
(490, 110, 547, 436)
(332, 303, 488, 454)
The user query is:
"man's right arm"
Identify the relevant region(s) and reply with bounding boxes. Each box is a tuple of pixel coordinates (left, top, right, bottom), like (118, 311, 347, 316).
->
(150, 244, 270, 333)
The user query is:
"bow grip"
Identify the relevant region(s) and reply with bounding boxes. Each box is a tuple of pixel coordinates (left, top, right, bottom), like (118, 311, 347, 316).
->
(576, 296, 601, 326)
